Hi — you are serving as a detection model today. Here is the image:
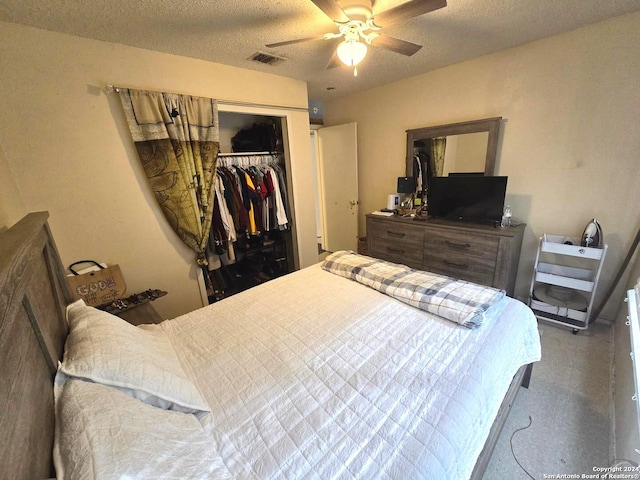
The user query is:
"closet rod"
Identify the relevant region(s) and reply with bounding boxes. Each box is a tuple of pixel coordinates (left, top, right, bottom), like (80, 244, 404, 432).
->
(104, 85, 309, 113)
(218, 152, 277, 157)
(217, 155, 281, 167)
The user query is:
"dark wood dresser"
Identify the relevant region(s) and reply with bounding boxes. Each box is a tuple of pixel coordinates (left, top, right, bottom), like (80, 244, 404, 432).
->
(366, 214, 525, 296)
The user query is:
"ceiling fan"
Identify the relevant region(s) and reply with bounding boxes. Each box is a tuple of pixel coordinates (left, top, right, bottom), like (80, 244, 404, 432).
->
(266, 0, 447, 76)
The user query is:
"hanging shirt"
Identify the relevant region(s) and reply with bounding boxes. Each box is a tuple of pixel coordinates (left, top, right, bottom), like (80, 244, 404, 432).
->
(215, 175, 237, 243)
(243, 171, 258, 234)
(266, 166, 288, 228)
(220, 168, 249, 233)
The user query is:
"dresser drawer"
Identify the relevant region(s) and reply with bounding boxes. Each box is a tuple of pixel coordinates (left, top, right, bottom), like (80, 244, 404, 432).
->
(423, 229, 499, 285)
(423, 252, 496, 286)
(369, 220, 424, 244)
(424, 229, 499, 260)
(368, 220, 424, 269)
(370, 241, 423, 269)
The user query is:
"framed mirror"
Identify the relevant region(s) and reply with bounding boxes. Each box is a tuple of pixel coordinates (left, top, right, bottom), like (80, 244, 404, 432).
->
(405, 117, 502, 202)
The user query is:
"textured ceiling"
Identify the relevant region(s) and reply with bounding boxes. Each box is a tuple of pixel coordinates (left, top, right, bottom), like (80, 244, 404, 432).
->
(1, 0, 639, 102)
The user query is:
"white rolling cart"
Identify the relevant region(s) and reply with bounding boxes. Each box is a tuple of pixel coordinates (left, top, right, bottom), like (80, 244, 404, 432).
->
(528, 234, 607, 334)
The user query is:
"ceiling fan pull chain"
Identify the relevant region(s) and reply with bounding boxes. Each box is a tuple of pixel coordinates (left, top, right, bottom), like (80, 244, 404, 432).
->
(353, 65, 358, 77)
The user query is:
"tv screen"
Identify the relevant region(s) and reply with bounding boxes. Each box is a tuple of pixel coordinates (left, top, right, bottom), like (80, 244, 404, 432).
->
(427, 175, 507, 223)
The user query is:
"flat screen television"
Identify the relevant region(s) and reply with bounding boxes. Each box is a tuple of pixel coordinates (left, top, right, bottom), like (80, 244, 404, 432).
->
(427, 175, 507, 224)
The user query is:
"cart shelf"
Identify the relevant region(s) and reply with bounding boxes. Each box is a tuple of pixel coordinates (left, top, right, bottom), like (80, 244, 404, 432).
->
(528, 233, 607, 333)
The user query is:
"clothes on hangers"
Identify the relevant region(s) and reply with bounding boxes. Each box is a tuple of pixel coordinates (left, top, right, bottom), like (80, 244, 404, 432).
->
(414, 155, 423, 195)
(413, 150, 429, 201)
(208, 154, 290, 270)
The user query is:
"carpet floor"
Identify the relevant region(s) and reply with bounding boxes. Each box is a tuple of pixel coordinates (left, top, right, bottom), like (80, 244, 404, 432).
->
(483, 321, 612, 479)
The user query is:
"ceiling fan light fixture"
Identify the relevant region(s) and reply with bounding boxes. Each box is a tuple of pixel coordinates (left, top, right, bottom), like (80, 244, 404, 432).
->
(336, 39, 367, 67)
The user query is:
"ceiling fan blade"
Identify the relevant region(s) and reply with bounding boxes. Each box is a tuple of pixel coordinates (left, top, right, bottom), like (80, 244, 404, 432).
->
(370, 35, 422, 56)
(266, 35, 327, 48)
(372, 0, 447, 28)
(310, 0, 351, 23)
(326, 50, 342, 69)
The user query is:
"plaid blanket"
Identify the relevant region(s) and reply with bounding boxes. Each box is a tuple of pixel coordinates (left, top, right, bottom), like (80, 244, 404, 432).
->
(321, 251, 505, 328)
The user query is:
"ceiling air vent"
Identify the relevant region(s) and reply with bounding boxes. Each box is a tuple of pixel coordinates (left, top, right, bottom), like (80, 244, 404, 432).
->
(249, 51, 287, 66)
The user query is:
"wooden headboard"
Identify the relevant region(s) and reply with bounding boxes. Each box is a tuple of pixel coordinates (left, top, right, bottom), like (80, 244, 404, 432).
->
(0, 212, 72, 480)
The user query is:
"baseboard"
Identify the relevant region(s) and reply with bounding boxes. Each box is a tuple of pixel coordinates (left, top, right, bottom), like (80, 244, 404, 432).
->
(594, 317, 613, 327)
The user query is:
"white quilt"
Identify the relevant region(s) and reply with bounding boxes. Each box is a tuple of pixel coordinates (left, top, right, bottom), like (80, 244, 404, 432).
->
(54, 378, 232, 480)
(159, 263, 541, 480)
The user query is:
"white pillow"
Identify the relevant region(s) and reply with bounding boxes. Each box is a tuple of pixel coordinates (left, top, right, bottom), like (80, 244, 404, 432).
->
(61, 300, 209, 414)
(54, 378, 232, 480)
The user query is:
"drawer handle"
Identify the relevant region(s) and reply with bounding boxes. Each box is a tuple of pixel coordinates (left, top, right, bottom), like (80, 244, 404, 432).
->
(444, 259, 469, 270)
(387, 230, 406, 238)
(387, 247, 405, 255)
(445, 240, 471, 249)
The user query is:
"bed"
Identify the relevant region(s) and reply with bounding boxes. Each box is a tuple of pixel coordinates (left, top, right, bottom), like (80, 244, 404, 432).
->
(0, 212, 541, 480)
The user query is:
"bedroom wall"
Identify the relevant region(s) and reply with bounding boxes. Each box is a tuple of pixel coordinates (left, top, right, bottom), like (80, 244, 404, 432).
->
(0, 21, 316, 320)
(0, 141, 26, 229)
(322, 11, 640, 320)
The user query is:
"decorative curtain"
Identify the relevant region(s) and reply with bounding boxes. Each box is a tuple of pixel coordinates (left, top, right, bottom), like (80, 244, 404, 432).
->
(431, 137, 447, 177)
(117, 88, 219, 282)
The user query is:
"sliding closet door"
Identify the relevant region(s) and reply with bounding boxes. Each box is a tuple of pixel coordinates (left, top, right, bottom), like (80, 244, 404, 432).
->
(317, 122, 358, 253)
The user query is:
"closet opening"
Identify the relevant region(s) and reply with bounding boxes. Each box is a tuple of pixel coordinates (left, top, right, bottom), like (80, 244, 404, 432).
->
(205, 110, 296, 304)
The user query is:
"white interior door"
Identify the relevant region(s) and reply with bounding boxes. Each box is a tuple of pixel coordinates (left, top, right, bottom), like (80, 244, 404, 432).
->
(317, 122, 358, 253)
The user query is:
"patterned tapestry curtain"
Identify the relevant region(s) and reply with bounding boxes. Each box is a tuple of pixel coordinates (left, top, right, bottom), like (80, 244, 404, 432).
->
(431, 137, 447, 177)
(117, 88, 220, 281)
